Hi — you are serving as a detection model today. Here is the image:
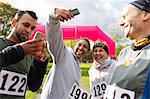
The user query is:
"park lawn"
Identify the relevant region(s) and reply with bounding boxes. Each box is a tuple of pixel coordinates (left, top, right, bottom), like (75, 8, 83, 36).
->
(25, 62, 92, 99)
(80, 63, 91, 91)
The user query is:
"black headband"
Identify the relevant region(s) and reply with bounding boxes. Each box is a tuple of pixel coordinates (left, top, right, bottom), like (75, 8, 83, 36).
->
(93, 42, 109, 55)
(130, 0, 150, 13)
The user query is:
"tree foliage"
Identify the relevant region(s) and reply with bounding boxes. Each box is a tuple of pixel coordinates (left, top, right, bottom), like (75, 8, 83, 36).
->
(0, 2, 17, 36)
(105, 24, 129, 56)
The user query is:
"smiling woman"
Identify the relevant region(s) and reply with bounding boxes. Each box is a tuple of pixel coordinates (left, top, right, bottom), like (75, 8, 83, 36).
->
(88, 40, 117, 99)
(40, 8, 91, 99)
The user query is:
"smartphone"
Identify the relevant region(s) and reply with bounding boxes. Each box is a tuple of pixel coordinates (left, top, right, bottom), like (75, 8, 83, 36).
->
(33, 31, 44, 40)
(60, 8, 80, 21)
(71, 8, 80, 16)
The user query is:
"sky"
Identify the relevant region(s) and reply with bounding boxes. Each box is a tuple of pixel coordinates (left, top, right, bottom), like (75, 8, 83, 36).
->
(0, 0, 133, 36)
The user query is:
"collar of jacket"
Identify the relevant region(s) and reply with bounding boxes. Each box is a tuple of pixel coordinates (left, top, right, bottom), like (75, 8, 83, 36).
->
(131, 35, 150, 51)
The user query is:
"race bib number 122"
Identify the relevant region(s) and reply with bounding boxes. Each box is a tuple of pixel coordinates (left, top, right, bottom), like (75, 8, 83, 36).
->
(0, 70, 27, 96)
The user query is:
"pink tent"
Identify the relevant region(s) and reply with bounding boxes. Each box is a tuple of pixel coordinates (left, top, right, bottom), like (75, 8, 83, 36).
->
(31, 25, 116, 58)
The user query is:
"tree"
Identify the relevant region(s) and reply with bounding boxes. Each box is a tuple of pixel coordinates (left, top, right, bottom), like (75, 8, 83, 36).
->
(0, 2, 17, 36)
(104, 24, 130, 56)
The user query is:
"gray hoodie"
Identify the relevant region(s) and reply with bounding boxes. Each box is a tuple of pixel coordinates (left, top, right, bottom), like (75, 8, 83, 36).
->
(41, 15, 81, 99)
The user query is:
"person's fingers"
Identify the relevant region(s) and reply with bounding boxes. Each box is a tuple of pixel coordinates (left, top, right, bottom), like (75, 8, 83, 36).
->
(21, 38, 45, 55)
(32, 39, 44, 48)
(59, 12, 68, 18)
(55, 9, 74, 21)
(34, 51, 42, 57)
(40, 56, 48, 62)
(69, 9, 73, 15)
(66, 10, 74, 19)
(57, 14, 67, 21)
(42, 56, 48, 62)
(62, 11, 73, 20)
(34, 52, 48, 62)
(44, 42, 47, 47)
(27, 46, 43, 56)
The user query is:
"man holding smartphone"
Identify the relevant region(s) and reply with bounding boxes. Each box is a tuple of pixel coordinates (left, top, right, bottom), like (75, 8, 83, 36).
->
(0, 10, 48, 99)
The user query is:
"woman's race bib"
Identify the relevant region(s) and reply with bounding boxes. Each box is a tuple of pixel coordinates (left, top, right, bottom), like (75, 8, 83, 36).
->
(91, 81, 107, 98)
(68, 82, 91, 99)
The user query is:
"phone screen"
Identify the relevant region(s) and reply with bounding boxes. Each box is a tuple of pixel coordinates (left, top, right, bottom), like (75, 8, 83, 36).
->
(71, 8, 80, 16)
(33, 32, 44, 40)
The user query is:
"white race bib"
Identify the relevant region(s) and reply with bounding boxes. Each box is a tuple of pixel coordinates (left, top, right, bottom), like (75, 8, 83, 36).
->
(91, 81, 107, 98)
(0, 70, 27, 96)
(103, 85, 135, 99)
(68, 82, 91, 99)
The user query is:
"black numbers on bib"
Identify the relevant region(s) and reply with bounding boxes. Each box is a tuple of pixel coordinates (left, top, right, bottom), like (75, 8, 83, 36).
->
(75, 89, 81, 99)
(93, 85, 100, 97)
(93, 83, 107, 97)
(0, 74, 8, 90)
(121, 93, 131, 99)
(8, 76, 19, 92)
(70, 85, 88, 99)
(70, 85, 76, 96)
(81, 92, 88, 99)
(0, 73, 27, 93)
(101, 83, 107, 94)
(18, 77, 26, 92)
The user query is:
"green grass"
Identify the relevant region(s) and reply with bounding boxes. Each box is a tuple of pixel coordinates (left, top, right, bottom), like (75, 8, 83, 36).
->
(25, 91, 37, 99)
(25, 62, 92, 99)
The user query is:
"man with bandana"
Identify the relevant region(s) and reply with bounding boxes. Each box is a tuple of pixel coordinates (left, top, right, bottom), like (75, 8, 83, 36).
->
(110, 0, 150, 99)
